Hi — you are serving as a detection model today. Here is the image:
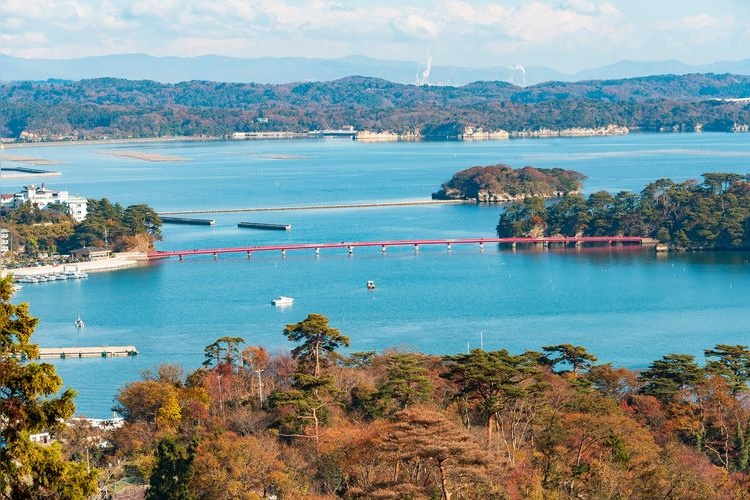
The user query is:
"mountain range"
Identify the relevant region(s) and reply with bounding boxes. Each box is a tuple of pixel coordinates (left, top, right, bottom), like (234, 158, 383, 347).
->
(3, 53, 750, 86)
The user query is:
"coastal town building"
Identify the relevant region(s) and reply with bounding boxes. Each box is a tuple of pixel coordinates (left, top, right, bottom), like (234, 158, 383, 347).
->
(3, 184, 88, 222)
(70, 246, 111, 261)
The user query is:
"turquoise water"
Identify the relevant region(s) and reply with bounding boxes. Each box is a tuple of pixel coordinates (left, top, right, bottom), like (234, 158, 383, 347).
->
(5, 133, 750, 417)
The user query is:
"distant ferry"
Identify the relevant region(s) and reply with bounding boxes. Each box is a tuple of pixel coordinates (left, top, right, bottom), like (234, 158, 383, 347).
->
(308, 127, 357, 138)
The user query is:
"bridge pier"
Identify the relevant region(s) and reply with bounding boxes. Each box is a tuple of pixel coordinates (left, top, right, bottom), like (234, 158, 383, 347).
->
(315, 247, 320, 255)
(414, 244, 419, 253)
(479, 242, 484, 252)
(281, 249, 286, 257)
(447, 243, 452, 252)
(348, 246, 353, 254)
(381, 245, 386, 254)
(213, 253, 217, 260)
(511, 242, 516, 250)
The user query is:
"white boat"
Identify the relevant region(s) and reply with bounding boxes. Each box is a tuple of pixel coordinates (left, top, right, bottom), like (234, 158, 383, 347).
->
(75, 316, 85, 329)
(271, 296, 294, 306)
(66, 270, 88, 279)
(367, 280, 375, 290)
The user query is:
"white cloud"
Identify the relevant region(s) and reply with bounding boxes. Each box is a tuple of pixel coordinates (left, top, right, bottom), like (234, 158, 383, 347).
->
(395, 12, 441, 38)
(0, 0, 748, 70)
(564, 0, 600, 15)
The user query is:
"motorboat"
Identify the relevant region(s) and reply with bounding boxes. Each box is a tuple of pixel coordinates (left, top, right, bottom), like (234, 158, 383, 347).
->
(75, 316, 85, 329)
(271, 296, 294, 306)
(367, 280, 375, 290)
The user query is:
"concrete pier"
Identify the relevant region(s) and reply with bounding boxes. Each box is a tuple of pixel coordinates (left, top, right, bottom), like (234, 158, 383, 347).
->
(238, 222, 291, 230)
(33, 346, 139, 359)
(162, 216, 215, 226)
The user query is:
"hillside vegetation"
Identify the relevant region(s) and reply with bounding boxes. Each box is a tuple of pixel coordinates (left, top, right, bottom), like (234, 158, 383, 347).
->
(2, 73, 749, 139)
(55, 314, 750, 498)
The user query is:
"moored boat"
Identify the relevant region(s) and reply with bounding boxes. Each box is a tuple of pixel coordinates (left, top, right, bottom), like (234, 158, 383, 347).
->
(271, 296, 294, 306)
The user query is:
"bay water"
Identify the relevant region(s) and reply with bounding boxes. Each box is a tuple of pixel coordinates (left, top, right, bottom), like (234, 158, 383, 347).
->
(4, 133, 750, 417)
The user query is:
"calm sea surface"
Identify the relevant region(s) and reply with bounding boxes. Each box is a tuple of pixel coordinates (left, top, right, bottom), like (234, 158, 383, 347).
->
(4, 133, 750, 417)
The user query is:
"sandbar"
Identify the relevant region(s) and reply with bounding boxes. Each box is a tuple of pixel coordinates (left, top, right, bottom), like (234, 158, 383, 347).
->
(101, 151, 190, 162)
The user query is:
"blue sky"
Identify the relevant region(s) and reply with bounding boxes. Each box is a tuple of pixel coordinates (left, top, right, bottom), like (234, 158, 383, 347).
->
(1, 0, 748, 72)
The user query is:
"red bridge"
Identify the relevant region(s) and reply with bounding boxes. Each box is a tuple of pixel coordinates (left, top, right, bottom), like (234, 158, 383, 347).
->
(147, 236, 648, 260)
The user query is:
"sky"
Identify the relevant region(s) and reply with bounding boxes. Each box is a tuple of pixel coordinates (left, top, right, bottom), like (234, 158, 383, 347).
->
(1, 0, 749, 73)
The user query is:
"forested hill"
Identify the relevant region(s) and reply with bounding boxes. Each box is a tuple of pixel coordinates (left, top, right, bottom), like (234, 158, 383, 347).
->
(2, 73, 750, 139)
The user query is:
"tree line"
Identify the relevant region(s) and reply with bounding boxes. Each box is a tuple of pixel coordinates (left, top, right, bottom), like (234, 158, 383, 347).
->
(2, 74, 750, 139)
(497, 172, 750, 249)
(5, 274, 750, 498)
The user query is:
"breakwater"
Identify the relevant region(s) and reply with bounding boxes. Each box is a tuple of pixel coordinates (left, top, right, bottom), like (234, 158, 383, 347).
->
(158, 199, 469, 215)
(238, 222, 291, 230)
(162, 216, 216, 226)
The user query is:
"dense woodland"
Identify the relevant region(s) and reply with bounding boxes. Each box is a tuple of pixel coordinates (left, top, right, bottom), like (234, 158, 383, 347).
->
(0, 199, 162, 258)
(496, 172, 750, 249)
(2, 74, 750, 139)
(5, 277, 750, 498)
(432, 165, 586, 202)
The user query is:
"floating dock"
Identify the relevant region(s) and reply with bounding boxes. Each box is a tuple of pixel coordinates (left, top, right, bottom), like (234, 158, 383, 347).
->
(238, 222, 291, 231)
(34, 346, 139, 359)
(161, 216, 215, 226)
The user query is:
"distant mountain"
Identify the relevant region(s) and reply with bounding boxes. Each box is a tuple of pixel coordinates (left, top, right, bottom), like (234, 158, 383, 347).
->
(574, 59, 750, 81)
(3, 53, 750, 87)
(0, 53, 533, 86)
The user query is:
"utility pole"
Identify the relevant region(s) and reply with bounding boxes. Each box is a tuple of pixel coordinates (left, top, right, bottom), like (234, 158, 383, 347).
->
(256, 369, 264, 408)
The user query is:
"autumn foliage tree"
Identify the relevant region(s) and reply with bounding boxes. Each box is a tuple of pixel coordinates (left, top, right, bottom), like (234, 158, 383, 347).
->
(366, 406, 497, 499)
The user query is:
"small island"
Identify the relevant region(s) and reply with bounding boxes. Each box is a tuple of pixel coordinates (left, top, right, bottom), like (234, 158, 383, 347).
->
(432, 164, 587, 202)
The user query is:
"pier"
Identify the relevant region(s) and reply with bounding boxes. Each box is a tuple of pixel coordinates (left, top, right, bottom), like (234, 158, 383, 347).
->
(33, 346, 139, 359)
(162, 216, 216, 226)
(238, 222, 291, 231)
(148, 236, 648, 260)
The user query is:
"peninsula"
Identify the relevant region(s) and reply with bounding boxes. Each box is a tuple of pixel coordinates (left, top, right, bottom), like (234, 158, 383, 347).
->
(496, 172, 750, 250)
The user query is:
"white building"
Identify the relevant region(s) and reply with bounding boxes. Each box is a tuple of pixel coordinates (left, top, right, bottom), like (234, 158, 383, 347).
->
(6, 184, 88, 222)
